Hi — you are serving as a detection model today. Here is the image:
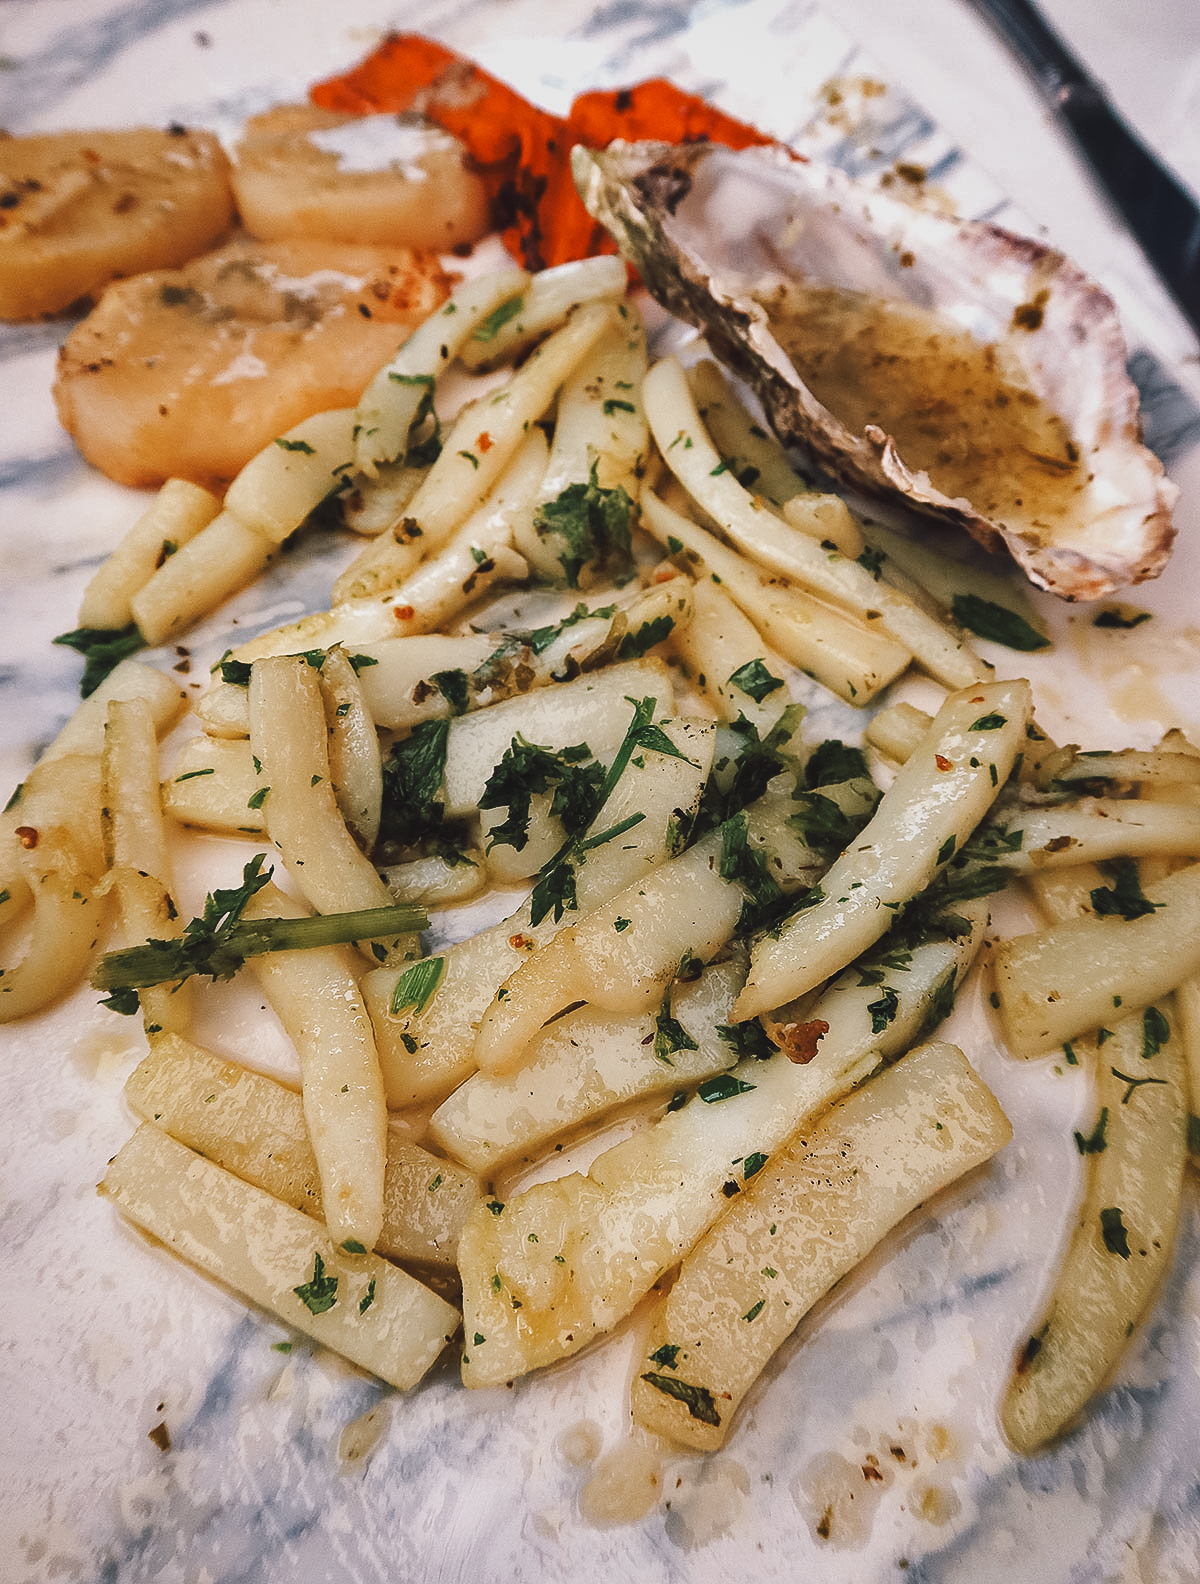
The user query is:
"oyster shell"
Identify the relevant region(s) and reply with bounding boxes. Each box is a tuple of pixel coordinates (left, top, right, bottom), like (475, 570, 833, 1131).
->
(573, 140, 1176, 600)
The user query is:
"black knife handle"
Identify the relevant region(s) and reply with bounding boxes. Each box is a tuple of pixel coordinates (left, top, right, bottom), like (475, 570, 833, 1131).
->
(968, 0, 1088, 99)
(967, 0, 1200, 334)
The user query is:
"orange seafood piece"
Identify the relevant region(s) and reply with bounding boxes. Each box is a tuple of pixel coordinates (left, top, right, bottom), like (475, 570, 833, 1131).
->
(53, 236, 454, 490)
(310, 34, 772, 270)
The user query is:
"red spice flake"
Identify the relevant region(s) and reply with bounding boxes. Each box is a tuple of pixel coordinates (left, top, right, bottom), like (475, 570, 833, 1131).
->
(935, 754, 953, 772)
(15, 826, 38, 850)
(509, 932, 532, 950)
(778, 1019, 829, 1064)
(393, 605, 415, 620)
(310, 34, 774, 271)
(476, 431, 494, 453)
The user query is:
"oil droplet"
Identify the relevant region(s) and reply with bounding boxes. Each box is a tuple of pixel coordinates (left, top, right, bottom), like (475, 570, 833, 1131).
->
(73, 1029, 140, 1086)
(792, 1449, 884, 1550)
(337, 1402, 389, 1470)
(557, 1420, 602, 1468)
(664, 1458, 751, 1549)
(914, 1480, 961, 1525)
(579, 1439, 663, 1526)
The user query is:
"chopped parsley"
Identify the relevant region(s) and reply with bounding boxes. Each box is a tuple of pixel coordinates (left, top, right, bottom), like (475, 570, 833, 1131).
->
(1092, 607, 1151, 630)
(379, 718, 450, 845)
(389, 956, 445, 1018)
(788, 790, 874, 857)
(431, 668, 470, 715)
(719, 811, 786, 934)
(716, 1020, 776, 1060)
(616, 613, 675, 660)
(274, 436, 316, 454)
(653, 985, 699, 1066)
(1089, 859, 1161, 921)
(218, 656, 253, 686)
(533, 460, 636, 586)
(293, 1252, 338, 1314)
(1074, 1108, 1109, 1155)
(640, 1372, 721, 1426)
(529, 697, 694, 926)
(472, 296, 524, 342)
(805, 739, 872, 788)
(53, 624, 147, 698)
(480, 738, 601, 852)
(1099, 1207, 1131, 1259)
(867, 986, 900, 1034)
(524, 601, 616, 655)
(951, 594, 1050, 651)
(697, 1073, 756, 1103)
(727, 658, 784, 703)
(1142, 1005, 1170, 1059)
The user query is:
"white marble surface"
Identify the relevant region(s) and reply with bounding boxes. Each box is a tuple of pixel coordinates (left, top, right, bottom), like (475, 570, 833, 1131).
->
(3, 3, 1200, 1582)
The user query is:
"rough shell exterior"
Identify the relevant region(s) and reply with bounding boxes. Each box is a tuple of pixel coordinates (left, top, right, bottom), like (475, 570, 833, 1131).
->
(574, 140, 1177, 601)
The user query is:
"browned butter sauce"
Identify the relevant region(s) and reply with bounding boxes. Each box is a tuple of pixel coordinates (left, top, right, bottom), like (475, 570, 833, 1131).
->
(757, 283, 1092, 540)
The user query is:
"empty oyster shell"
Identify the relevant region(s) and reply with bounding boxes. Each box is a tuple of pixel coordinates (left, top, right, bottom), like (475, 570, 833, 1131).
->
(573, 140, 1176, 600)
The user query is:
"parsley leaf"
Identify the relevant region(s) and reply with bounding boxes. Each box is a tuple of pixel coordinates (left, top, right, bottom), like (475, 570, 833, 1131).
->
(293, 1252, 338, 1313)
(472, 296, 524, 342)
(698, 1073, 756, 1103)
(53, 624, 147, 698)
(640, 1372, 722, 1425)
(379, 718, 450, 845)
(654, 985, 699, 1066)
(867, 986, 900, 1034)
(389, 956, 446, 1018)
(719, 811, 787, 934)
(804, 740, 871, 788)
(1099, 1207, 1131, 1259)
(1092, 607, 1151, 630)
(1074, 1108, 1109, 1155)
(1142, 1005, 1170, 1059)
(524, 602, 616, 655)
(727, 658, 784, 703)
(219, 657, 253, 687)
(788, 790, 870, 856)
(480, 738, 601, 852)
(533, 460, 636, 587)
(528, 697, 694, 927)
(1090, 859, 1161, 920)
(717, 1020, 777, 1060)
(431, 668, 470, 715)
(951, 593, 1050, 651)
(616, 613, 676, 660)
